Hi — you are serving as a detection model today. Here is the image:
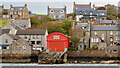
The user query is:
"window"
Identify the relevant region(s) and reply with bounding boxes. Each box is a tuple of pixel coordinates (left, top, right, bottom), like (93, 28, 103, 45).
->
(7, 46, 9, 49)
(15, 12, 17, 14)
(24, 36, 27, 39)
(90, 12, 92, 15)
(101, 44, 103, 48)
(2, 47, 7, 49)
(11, 8, 14, 10)
(10, 12, 13, 14)
(79, 11, 82, 15)
(113, 50, 117, 53)
(37, 41, 41, 45)
(101, 13, 104, 15)
(36, 35, 39, 39)
(110, 38, 113, 41)
(102, 34, 104, 40)
(91, 38, 93, 42)
(50, 9, 54, 13)
(5, 39, 8, 43)
(31, 41, 35, 44)
(83, 39, 86, 43)
(0, 46, 1, 49)
(96, 38, 98, 42)
(60, 10, 64, 13)
(23, 45, 26, 49)
(94, 31, 97, 35)
(110, 31, 113, 35)
(18, 12, 21, 15)
(91, 38, 98, 42)
(80, 45, 82, 48)
(79, 18, 81, 21)
(42, 47, 44, 50)
(53, 35, 60, 39)
(33, 35, 36, 39)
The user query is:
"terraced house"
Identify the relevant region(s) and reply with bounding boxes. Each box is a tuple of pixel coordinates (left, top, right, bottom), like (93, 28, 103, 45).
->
(16, 29, 48, 51)
(90, 25, 120, 50)
(73, 2, 107, 22)
(0, 5, 4, 19)
(0, 33, 31, 55)
(47, 6, 67, 20)
(8, 4, 29, 19)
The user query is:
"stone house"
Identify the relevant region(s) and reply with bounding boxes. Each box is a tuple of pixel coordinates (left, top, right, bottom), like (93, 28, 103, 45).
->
(75, 22, 90, 50)
(10, 19, 31, 28)
(47, 6, 67, 20)
(73, 2, 107, 22)
(90, 25, 120, 50)
(8, 4, 29, 20)
(0, 33, 31, 55)
(2, 22, 24, 35)
(0, 5, 4, 19)
(16, 29, 48, 51)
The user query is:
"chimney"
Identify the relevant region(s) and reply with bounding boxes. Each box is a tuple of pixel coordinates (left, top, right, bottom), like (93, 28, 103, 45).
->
(93, 4, 95, 10)
(10, 4, 13, 8)
(65, 6, 67, 18)
(73, 2, 75, 20)
(25, 4, 27, 8)
(90, 2, 91, 8)
(72, 20, 75, 29)
(48, 6, 50, 16)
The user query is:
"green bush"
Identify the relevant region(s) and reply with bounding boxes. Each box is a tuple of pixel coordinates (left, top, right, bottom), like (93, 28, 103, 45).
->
(68, 47, 77, 51)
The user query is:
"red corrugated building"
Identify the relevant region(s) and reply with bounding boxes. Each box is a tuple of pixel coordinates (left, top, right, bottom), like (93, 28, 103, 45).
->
(47, 32, 70, 52)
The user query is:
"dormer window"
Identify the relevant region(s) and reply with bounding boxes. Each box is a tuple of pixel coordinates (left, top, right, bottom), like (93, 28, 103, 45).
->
(60, 10, 64, 13)
(20, 8, 22, 10)
(90, 12, 92, 15)
(101, 13, 104, 15)
(11, 8, 14, 10)
(15, 12, 17, 14)
(79, 11, 82, 15)
(50, 9, 54, 13)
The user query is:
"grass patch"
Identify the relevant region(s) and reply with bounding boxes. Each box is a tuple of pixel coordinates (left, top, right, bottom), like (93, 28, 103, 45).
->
(36, 14, 46, 16)
(0, 19, 7, 27)
(68, 47, 77, 51)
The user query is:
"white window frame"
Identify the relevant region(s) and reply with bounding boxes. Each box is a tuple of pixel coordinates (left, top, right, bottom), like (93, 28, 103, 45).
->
(102, 34, 104, 40)
(50, 9, 54, 13)
(94, 31, 97, 35)
(53, 35, 60, 39)
(110, 31, 113, 35)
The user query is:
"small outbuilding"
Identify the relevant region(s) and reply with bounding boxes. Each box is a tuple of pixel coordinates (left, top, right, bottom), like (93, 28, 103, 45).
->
(47, 32, 69, 52)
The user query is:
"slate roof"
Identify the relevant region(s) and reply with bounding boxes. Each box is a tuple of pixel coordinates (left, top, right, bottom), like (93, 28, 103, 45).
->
(11, 19, 31, 28)
(10, 22, 23, 30)
(91, 26, 120, 31)
(0, 29, 10, 35)
(16, 29, 47, 35)
(75, 4, 91, 9)
(9, 6, 25, 12)
(6, 34, 20, 40)
(75, 8, 107, 17)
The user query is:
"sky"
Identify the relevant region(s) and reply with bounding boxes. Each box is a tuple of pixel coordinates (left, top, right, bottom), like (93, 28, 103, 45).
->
(1, 0, 120, 6)
(0, 0, 120, 6)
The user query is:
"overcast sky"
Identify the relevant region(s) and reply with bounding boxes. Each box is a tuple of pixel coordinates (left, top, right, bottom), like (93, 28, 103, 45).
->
(1, 0, 120, 6)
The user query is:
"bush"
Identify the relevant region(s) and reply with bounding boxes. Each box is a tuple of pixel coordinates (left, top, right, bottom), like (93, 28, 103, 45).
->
(87, 48, 92, 50)
(68, 47, 77, 51)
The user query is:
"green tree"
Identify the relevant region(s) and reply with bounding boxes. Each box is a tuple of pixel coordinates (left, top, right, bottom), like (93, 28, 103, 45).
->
(61, 19, 72, 35)
(69, 28, 83, 48)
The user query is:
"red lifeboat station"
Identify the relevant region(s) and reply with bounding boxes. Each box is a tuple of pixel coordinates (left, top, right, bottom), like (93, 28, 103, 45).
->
(47, 32, 70, 52)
